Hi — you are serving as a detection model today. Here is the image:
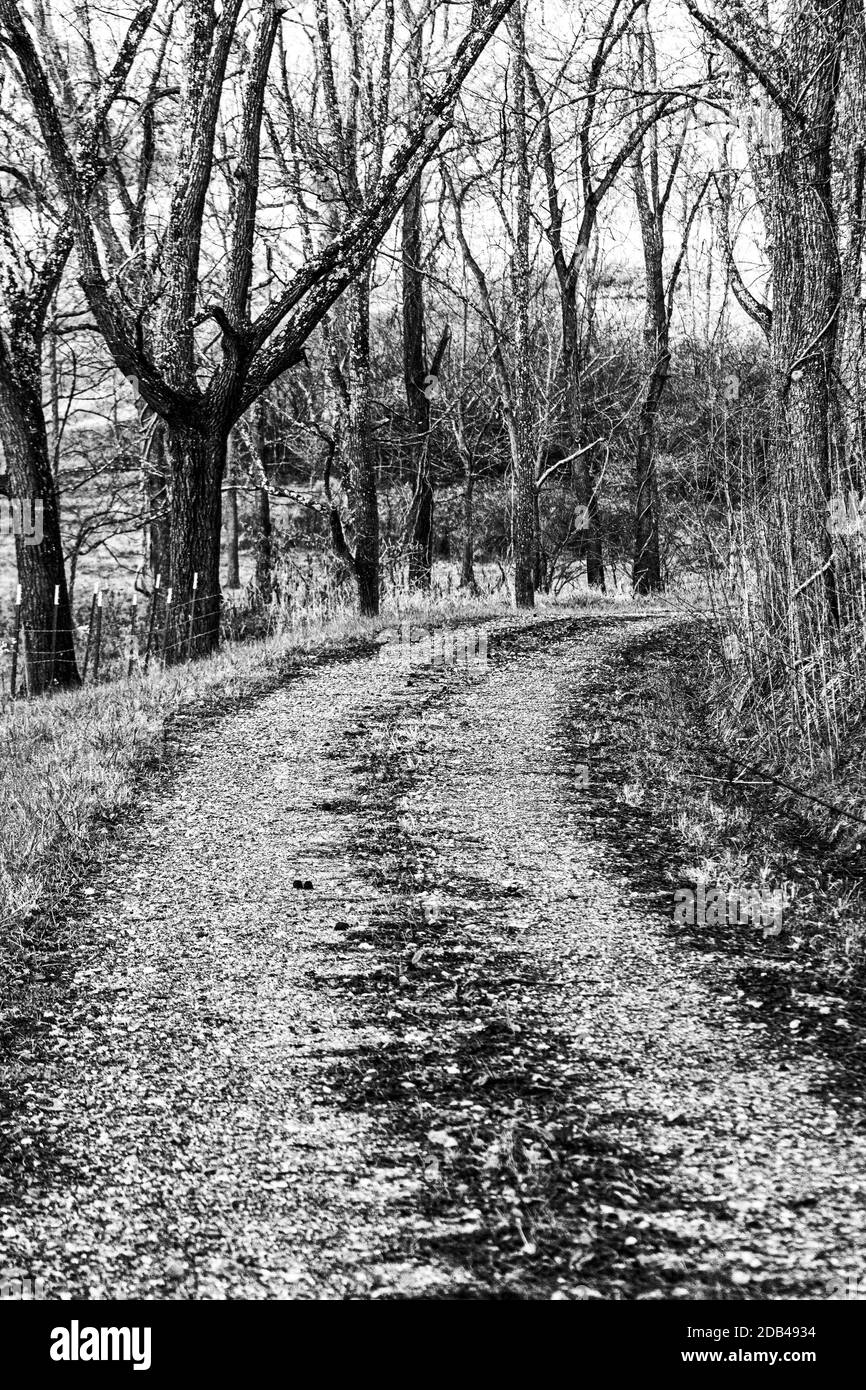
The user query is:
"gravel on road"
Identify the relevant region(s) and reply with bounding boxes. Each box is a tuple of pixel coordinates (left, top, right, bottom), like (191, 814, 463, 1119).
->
(2, 611, 863, 1300)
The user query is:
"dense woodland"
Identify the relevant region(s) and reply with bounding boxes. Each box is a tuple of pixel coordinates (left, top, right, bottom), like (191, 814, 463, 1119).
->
(0, 0, 862, 776)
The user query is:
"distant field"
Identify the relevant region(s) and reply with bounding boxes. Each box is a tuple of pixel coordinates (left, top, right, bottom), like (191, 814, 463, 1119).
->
(0, 486, 342, 642)
(0, 485, 521, 692)
(0, 464, 604, 694)
(0, 494, 302, 609)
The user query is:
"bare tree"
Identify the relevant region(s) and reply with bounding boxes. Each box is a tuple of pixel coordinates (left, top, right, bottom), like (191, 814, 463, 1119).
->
(442, 7, 548, 609)
(0, 0, 516, 650)
(402, 169, 451, 590)
(506, 2, 535, 606)
(684, 0, 854, 616)
(401, 5, 435, 590)
(0, 0, 156, 689)
(630, 27, 708, 592)
(529, 0, 672, 591)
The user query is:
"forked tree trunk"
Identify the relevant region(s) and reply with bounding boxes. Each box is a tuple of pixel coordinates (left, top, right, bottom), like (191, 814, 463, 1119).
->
(163, 419, 225, 661)
(3, 0, 517, 668)
(0, 358, 78, 691)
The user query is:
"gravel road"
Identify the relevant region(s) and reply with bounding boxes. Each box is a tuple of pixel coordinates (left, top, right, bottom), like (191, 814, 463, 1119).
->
(2, 612, 865, 1299)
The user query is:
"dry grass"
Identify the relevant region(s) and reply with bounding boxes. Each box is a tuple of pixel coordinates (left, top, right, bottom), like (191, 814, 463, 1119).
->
(693, 415, 866, 863)
(620, 612, 866, 980)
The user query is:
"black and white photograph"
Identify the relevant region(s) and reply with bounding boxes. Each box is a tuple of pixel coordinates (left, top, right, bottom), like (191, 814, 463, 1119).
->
(0, 0, 863, 1362)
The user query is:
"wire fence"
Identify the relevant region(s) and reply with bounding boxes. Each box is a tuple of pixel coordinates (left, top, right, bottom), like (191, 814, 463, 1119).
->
(0, 576, 236, 705)
(0, 553, 511, 706)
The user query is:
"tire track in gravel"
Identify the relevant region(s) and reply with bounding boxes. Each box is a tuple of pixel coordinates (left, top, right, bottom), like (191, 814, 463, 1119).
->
(0, 640, 464, 1299)
(3, 610, 864, 1300)
(326, 614, 866, 1299)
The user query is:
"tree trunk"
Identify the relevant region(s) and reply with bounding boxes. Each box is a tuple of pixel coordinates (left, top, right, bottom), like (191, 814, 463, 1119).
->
(402, 176, 434, 589)
(509, 2, 535, 610)
(835, 18, 866, 485)
(0, 361, 78, 691)
(633, 372, 665, 593)
(561, 280, 605, 589)
(145, 423, 171, 584)
(252, 399, 273, 606)
(254, 484, 272, 605)
(459, 462, 478, 592)
(224, 433, 240, 589)
(630, 95, 668, 598)
(632, 243, 667, 595)
(163, 419, 225, 661)
(512, 478, 535, 607)
(343, 274, 380, 616)
(687, 0, 850, 619)
(770, 126, 841, 618)
(407, 463, 433, 586)
(532, 484, 548, 592)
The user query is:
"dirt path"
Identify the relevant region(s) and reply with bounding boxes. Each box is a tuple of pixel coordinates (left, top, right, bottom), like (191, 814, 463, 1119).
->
(2, 611, 865, 1300)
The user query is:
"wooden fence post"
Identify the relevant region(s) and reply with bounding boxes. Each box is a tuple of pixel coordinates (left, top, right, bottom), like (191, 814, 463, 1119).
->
(186, 572, 198, 661)
(143, 573, 160, 674)
(92, 587, 103, 684)
(160, 585, 173, 664)
(49, 583, 59, 689)
(81, 587, 97, 681)
(22, 627, 30, 698)
(127, 588, 139, 677)
(9, 582, 21, 702)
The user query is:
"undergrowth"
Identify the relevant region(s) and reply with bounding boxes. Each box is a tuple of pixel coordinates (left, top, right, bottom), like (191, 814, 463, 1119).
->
(618, 616, 866, 985)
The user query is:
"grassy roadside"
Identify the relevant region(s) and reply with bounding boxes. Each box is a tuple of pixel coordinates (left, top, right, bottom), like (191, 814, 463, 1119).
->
(608, 616, 866, 983)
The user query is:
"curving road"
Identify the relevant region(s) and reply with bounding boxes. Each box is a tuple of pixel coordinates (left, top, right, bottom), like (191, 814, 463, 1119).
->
(1, 611, 864, 1299)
